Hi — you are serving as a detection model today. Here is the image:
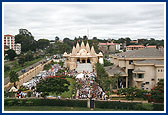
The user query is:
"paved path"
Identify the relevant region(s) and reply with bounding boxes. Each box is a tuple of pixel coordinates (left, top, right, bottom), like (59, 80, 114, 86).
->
(4, 59, 45, 85)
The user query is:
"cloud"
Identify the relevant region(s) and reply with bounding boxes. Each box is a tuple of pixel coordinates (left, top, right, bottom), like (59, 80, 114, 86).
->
(4, 3, 165, 40)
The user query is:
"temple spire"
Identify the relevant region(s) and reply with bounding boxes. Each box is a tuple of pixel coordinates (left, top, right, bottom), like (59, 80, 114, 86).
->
(91, 45, 96, 55)
(76, 41, 80, 52)
(86, 41, 90, 53)
(81, 40, 85, 49)
(72, 46, 76, 55)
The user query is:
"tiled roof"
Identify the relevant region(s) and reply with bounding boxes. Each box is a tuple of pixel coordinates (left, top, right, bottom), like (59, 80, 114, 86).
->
(126, 45, 145, 48)
(114, 48, 164, 58)
(104, 65, 127, 76)
(134, 59, 164, 65)
(4, 34, 14, 37)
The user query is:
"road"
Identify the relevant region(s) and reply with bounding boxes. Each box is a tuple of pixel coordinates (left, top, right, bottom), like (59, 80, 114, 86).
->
(4, 59, 46, 85)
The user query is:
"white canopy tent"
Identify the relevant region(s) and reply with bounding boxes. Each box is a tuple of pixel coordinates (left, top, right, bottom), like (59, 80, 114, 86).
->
(9, 86, 18, 92)
(76, 73, 84, 79)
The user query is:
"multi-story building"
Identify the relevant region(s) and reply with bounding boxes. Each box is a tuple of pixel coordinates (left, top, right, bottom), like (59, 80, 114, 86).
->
(107, 48, 164, 91)
(98, 42, 120, 54)
(4, 35, 15, 50)
(4, 34, 21, 55)
(126, 45, 145, 51)
(15, 43, 21, 55)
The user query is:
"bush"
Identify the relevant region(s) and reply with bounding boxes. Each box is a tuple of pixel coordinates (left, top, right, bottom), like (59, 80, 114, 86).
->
(27, 92, 32, 97)
(4, 99, 87, 107)
(94, 100, 163, 111)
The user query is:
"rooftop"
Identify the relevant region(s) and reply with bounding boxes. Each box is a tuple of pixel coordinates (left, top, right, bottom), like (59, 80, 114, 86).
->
(114, 48, 164, 58)
(134, 59, 164, 65)
(104, 65, 127, 76)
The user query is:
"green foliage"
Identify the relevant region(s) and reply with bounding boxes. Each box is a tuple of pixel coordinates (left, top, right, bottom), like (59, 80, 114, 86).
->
(37, 39, 50, 49)
(18, 57, 25, 66)
(104, 59, 113, 67)
(36, 77, 70, 96)
(151, 79, 164, 103)
(9, 71, 19, 87)
(4, 99, 87, 107)
(15, 34, 37, 52)
(27, 92, 32, 97)
(119, 87, 136, 101)
(18, 85, 28, 91)
(5, 49, 17, 61)
(95, 101, 163, 111)
(25, 51, 34, 61)
(4, 65, 10, 72)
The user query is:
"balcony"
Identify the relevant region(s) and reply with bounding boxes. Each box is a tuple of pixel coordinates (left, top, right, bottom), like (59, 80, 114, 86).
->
(133, 77, 144, 82)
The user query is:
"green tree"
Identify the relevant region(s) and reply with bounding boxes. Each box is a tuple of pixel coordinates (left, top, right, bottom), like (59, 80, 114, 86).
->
(151, 79, 164, 103)
(119, 87, 136, 101)
(36, 77, 70, 96)
(6, 49, 17, 61)
(9, 71, 19, 87)
(37, 39, 50, 49)
(18, 57, 25, 66)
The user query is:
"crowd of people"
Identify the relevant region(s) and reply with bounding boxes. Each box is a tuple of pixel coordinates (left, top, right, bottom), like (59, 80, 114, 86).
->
(76, 71, 106, 100)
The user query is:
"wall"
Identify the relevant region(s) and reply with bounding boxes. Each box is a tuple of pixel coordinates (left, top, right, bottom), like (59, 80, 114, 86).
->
(133, 65, 156, 91)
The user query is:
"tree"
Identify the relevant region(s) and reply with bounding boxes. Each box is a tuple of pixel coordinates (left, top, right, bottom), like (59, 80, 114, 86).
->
(150, 79, 164, 103)
(18, 57, 25, 66)
(55, 36, 59, 42)
(36, 77, 70, 96)
(37, 39, 50, 50)
(9, 71, 19, 87)
(6, 49, 17, 61)
(15, 31, 37, 52)
(119, 87, 136, 101)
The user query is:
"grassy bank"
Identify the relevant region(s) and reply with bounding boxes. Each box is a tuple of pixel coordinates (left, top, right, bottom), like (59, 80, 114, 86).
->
(4, 57, 43, 78)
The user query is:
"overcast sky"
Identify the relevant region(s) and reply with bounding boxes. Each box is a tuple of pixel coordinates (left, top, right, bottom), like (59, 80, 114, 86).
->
(4, 3, 165, 40)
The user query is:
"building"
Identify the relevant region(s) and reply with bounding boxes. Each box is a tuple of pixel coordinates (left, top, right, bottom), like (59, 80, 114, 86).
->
(63, 41, 103, 72)
(4, 35, 15, 50)
(126, 45, 145, 51)
(14, 43, 21, 55)
(130, 40, 138, 44)
(98, 42, 120, 54)
(4, 34, 21, 55)
(108, 48, 164, 91)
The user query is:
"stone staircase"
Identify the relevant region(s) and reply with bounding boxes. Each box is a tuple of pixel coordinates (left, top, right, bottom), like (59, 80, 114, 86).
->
(76, 63, 93, 73)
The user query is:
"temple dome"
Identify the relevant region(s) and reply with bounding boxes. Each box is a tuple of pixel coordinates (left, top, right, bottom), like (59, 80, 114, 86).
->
(79, 49, 87, 55)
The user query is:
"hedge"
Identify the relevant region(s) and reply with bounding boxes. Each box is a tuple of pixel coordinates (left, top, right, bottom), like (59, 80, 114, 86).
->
(95, 100, 164, 111)
(4, 99, 164, 111)
(4, 99, 87, 107)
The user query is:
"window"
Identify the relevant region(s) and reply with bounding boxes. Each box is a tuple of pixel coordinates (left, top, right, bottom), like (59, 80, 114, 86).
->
(129, 60, 133, 64)
(158, 69, 160, 72)
(146, 88, 148, 90)
(137, 74, 144, 78)
(161, 69, 162, 72)
(151, 78, 155, 81)
(145, 82, 149, 84)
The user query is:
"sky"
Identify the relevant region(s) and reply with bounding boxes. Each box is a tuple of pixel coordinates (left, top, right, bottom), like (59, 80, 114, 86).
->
(4, 3, 165, 40)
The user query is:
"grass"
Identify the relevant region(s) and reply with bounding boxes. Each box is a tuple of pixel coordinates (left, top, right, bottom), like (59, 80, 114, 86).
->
(4, 57, 43, 78)
(4, 106, 123, 111)
(49, 78, 76, 98)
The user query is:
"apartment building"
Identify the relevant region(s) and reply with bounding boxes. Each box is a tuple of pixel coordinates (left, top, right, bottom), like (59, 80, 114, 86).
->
(4, 34, 21, 55)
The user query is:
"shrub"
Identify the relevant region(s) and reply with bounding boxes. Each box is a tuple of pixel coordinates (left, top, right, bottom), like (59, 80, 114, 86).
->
(4, 99, 87, 107)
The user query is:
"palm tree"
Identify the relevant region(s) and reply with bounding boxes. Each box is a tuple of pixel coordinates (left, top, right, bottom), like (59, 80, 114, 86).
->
(9, 71, 19, 88)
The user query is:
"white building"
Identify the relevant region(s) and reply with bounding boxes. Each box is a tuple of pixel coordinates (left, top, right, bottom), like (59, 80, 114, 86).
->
(4, 34, 21, 55)
(14, 43, 21, 55)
